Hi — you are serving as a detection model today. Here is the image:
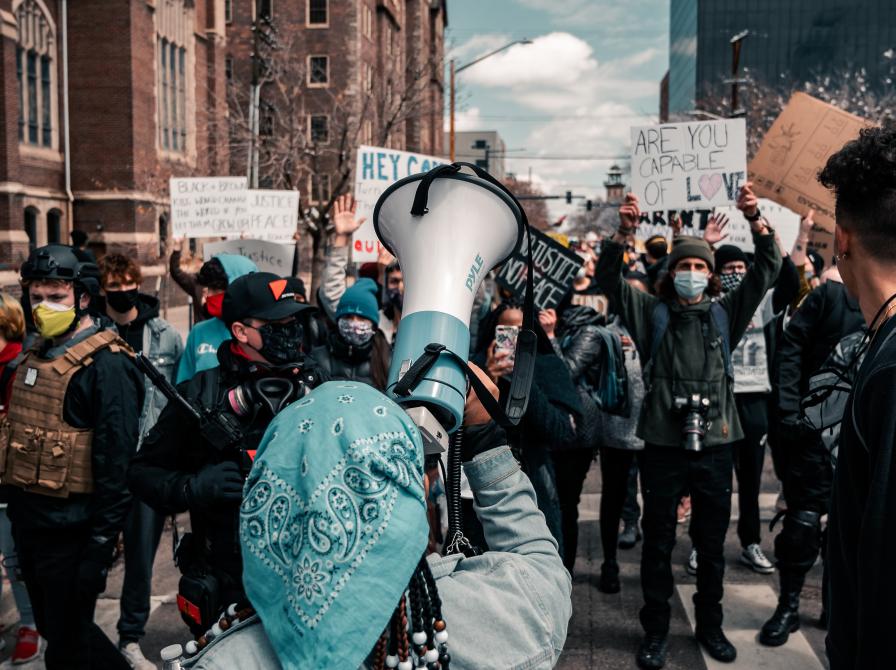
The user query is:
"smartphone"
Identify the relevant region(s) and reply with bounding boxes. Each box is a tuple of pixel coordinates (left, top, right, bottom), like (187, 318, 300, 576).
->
(495, 325, 520, 367)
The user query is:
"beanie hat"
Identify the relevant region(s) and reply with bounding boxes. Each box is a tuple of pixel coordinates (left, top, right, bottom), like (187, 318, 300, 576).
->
(668, 236, 715, 272)
(645, 235, 669, 259)
(714, 244, 749, 270)
(336, 278, 379, 324)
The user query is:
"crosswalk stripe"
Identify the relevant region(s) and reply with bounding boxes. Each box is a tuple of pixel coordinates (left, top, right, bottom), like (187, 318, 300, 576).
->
(578, 492, 779, 522)
(677, 584, 825, 670)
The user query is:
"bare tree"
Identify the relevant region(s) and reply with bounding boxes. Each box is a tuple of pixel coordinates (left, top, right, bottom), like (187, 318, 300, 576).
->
(502, 177, 551, 231)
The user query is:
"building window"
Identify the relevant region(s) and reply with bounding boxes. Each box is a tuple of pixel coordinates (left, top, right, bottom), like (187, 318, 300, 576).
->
(363, 63, 373, 92)
(225, 56, 233, 82)
(308, 56, 329, 86)
(24, 207, 38, 252)
(362, 6, 373, 39)
(308, 0, 327, 25)
(225, 0, 233, 23)
(158, 214, 169, 258)
(156, 0, 193, 154)
(308, 174, 331, 204)
(309, 115, 329, 143)
(260, 101, 275, 136)
(46, 209, 62, 245)
(258, 0, 272, 20)
(15, 0, 56, 149)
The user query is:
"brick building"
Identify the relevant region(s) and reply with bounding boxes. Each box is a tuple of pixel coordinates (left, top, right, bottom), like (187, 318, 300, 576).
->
(0, 0, 229, 285)
(225, 0, 447, 205)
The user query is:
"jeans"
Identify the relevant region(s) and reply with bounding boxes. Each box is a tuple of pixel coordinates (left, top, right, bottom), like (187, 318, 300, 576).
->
(552, 449, 595, 573)
(622, 460, 641, 526)
(118, 501, 166, 642)
(599, 448, 637, 564)
(638, 444, 734, 635)
(13, 524, 130, 670)
(733, 393, 768, 548)
(0, 506, 34, 626)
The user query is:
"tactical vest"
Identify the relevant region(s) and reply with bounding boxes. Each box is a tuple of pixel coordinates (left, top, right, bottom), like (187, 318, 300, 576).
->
(0, 330, 133, 498)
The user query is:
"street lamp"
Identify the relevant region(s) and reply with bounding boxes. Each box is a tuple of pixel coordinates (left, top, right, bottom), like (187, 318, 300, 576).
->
(449, 38, 533, 162)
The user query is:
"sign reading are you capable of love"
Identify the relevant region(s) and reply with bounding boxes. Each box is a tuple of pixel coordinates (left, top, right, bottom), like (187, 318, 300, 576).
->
(630, 118, 747, 211)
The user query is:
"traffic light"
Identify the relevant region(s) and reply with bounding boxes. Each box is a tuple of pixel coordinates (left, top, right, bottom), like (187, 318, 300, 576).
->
(586, 200, 593, 212)
(565, 191, 572, 204)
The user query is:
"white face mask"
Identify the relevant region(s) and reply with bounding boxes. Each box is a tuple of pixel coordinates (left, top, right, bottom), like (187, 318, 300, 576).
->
(673, 271, 709, 300)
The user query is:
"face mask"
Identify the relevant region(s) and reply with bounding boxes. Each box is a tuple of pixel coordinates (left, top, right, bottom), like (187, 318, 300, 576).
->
(105, 288, 139, 313)
(338, 318, 375, 347)
(253, 319, 304, 366)
(673, 271, 709, 300)
(387, 288, 404, 313)
(33, 301, 77, 338)
(720, 271, 746, 293)
(206, 293, 225, 319)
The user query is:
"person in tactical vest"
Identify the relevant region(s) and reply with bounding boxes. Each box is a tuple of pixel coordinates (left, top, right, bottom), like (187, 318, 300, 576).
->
(6, 244, 145, 670)
(594, 184, 781, 669)
(127, 272, 324, 636)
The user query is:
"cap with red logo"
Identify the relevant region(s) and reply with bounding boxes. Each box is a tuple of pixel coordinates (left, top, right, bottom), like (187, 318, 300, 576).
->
(221, 271, 313, 325)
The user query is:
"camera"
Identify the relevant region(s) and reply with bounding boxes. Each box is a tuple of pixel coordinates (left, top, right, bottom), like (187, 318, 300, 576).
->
(674, 393, 711, 452)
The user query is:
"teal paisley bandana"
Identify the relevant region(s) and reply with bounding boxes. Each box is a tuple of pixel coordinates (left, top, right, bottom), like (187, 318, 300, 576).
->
(240, 381, 428, 669)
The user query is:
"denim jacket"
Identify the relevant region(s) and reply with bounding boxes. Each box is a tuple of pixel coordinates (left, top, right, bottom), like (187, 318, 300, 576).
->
(138, 317, 183, 446)
(182, 446, 572, 670)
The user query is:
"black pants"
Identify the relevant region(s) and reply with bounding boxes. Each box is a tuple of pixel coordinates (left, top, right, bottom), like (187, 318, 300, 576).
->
(118, 501, 166, 642)
(638, 445, 734, 635)
(13, 524, 130, 670)
(599, 448, 637, 564)
(622, 460, 641, 526)
(553, 449, 595, 574)
(732, 393, 769, 548)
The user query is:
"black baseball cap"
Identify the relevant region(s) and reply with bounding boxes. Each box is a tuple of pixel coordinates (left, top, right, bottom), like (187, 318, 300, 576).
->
(222, 272, 313, 325)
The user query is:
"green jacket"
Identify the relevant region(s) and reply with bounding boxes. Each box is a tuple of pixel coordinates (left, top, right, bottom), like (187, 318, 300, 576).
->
(594, 232, 781, 447)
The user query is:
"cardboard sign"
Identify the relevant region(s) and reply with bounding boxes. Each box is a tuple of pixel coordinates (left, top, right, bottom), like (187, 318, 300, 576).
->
(630, 119, 747, 211)
(635, 199, 801, 253)
(352, 145, 445, 263)
(495, 227, 584, 310)
(203, 239, 294, 276)
(750, 92, 869, 232)
(171, 178, 299, 242)
(170, 177, 249, 238)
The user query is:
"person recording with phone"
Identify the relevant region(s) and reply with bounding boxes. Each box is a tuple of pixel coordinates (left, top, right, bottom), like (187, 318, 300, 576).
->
(594, 184, 781, 669)
(128, 272, 325, 636)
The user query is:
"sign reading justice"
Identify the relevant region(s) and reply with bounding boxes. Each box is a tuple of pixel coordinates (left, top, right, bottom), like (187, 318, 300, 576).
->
(630, 118, 747, 211)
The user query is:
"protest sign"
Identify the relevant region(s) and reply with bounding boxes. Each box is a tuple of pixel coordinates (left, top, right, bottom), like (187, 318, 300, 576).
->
(203, 239, 294, 276)
(495, 227, 584, 310)
(352, 145, 445, 263)
(630, 118, 747, 211)
(170, 177, 248, 238)
(244, 190, 299, 243)
(750, 92, 869, 232)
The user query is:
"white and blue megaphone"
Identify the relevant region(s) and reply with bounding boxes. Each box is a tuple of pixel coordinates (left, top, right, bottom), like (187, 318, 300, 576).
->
(373, 163, 536, 447)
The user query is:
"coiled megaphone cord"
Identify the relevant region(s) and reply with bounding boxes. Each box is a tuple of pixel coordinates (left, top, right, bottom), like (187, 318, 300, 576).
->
(444, 429, 477, 558)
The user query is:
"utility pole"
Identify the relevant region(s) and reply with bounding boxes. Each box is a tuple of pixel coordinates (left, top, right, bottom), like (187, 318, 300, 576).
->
(729, 30, 749, 118)
(247, 2, 277, 187)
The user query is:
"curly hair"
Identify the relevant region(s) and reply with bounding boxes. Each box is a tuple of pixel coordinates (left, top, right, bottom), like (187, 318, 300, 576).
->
(818, 123, 896, 261)
(98, 253, 142, 286)
(196, 257, 229, 291)
(0, 292, 25, 343)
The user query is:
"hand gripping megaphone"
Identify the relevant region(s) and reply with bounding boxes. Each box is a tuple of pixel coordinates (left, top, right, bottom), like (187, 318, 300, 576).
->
(373, 163, 537, 447)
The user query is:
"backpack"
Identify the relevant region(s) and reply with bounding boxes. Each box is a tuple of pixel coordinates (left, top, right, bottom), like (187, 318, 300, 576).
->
(590, 327, 630, 417)
(801, 329, 867, 468)
(643, 301, 732, 385)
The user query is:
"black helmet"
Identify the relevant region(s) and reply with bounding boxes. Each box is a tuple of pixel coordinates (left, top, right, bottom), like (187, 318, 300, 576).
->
(20, 244, 101, 296)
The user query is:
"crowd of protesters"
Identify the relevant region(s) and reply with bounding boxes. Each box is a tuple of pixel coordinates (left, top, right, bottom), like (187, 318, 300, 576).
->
(0, 126, 891, 670)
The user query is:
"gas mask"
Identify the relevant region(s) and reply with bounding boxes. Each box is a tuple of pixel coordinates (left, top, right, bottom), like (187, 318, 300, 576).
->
(253, 319, 304, 366)
(226, 377, 304, 420)
(32, 301, 77, 339)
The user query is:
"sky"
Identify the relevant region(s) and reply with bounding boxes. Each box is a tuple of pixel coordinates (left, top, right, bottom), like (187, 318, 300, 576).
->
(445, 0, 670, 220)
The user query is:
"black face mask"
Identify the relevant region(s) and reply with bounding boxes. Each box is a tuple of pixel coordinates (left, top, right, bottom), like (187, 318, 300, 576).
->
(254, 319, 304, 366)
(387, 288, 404, 313)
(106, 288, 139, 313)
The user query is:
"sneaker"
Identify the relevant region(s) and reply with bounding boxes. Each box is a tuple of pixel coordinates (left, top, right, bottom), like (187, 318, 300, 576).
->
(11, 625, 40, 664)
(119, 641, 157, 670)
(740, 543, 775, 574)
(677, 496, 691, 524)
(618, 522, 642, 549)
(686, 548, 698, 576)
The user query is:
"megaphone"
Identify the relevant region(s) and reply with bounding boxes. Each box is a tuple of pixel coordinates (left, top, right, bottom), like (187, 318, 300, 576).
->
(373, 165, 525, 435)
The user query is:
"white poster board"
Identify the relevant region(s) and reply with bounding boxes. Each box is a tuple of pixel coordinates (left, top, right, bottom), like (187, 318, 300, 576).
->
(243, 190, 299, 243)
(630, 119, 747, 211)
(203, 239, 294, 276)
(352, 145, 445, 263)
(170, 177, 249, 238)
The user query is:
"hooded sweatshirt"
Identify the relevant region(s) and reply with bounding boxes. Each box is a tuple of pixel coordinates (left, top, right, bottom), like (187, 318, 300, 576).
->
(176, 254, 257, 385)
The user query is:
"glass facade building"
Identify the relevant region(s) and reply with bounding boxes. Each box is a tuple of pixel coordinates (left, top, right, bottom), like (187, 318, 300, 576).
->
(668, 0, 896, 116)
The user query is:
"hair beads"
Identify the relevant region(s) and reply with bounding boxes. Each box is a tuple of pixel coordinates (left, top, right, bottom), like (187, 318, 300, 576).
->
(374, 556, 449, 670)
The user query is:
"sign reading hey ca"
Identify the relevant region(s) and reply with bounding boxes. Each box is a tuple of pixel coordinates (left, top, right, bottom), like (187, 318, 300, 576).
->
(352, 145, 445, 263)
(170, 177, 298, 242)
(630, 119, 747, 211)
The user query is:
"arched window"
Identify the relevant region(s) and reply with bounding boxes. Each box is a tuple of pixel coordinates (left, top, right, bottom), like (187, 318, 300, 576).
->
(46, 208, 61, 244)
(24, 207, 38, 252)
(15, 0, 56, 148)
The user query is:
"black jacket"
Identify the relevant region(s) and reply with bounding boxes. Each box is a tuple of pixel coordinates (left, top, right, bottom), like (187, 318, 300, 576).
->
(827, 313, 896, 670)
(7, 324, 145, 559)
(554, 305, 606, 388)
(777, 281, 864, 423)
(309, 330, 390, 390)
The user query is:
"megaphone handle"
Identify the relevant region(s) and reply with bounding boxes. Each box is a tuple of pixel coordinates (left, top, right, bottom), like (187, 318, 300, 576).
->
(444, 428, 479, 558)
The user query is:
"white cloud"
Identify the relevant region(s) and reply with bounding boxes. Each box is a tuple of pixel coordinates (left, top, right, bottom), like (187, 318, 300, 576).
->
(443, 106, 484, 132)
(448, 33, 512, 63)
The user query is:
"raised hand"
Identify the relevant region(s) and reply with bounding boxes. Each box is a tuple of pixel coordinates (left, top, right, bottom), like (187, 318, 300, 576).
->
(332, 194, 366, 236)
(736, 181, 759, 218)
(703, 212, 730, 246)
